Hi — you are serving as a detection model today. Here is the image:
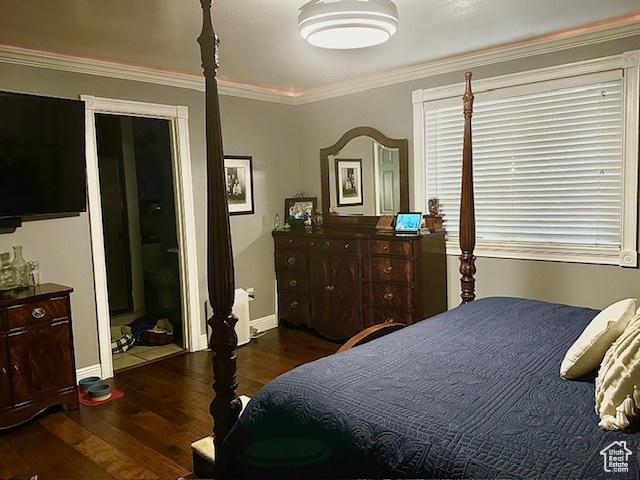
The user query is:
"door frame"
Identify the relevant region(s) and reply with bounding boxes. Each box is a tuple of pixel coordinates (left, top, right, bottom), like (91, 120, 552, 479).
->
(83, 95, 202, 379)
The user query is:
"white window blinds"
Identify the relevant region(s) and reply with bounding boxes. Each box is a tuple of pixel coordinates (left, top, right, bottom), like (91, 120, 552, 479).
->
(425, 71, 624, 253)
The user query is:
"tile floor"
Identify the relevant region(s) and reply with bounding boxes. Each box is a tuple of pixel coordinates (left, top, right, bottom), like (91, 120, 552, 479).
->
(110, 317, 184, 371)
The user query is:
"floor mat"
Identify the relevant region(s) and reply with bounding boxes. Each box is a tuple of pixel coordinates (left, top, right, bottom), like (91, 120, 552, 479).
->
(78, 387, 124, 407)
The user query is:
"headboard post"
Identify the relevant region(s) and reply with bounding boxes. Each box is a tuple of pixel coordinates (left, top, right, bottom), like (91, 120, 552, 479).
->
(459, 71, 476, 304)
(197, 0, 241, 455)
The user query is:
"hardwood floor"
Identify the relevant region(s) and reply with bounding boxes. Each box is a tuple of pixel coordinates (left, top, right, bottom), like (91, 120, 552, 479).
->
(0, 326, 339, 480)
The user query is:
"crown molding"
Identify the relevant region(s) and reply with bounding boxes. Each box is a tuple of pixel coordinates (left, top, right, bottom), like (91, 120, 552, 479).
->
(0, 17, 638, 106)
(296, 17, 640, 104)
(0, 44, 297, 105)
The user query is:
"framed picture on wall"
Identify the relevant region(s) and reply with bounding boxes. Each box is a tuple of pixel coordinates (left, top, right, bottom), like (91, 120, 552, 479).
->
(284, 197, 317, 225)
(224, 155, 254, 215)
(335, 158, 363, 206)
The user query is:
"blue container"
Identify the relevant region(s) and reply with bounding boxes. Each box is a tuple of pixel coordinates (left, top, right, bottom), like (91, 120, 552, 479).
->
(79, 376, 101, 392)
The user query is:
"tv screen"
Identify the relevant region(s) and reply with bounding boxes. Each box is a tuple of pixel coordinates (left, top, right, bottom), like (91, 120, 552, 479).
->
(0, 91, 86, 219)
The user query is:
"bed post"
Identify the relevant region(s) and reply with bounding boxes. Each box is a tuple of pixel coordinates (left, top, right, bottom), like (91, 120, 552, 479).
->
(459, 71, 476, 304)
(197, 0, 242, 457)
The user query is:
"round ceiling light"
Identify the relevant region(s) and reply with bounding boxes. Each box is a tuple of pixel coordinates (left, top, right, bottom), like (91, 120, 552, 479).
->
(298, 0, 399, 50)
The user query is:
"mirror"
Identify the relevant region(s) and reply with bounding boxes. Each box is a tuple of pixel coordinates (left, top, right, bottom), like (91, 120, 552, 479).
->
(320, 127, 408, 225)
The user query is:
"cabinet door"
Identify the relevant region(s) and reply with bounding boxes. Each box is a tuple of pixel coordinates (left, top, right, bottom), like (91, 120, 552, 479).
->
(327, 255, 361, 339)
(8, 322, 75, 405)
(309, 252, 332, 331)
(0, 337, 11, 409)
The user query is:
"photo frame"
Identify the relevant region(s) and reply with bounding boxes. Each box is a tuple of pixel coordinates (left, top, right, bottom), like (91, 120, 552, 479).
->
(284, 197, 317, 226)
(335, 158, 363, 206)
(224, 155, 254, 215)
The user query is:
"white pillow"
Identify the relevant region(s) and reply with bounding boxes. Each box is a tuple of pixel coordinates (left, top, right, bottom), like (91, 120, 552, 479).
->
(595, 314, 640, 430)
(560, 298, 636, 379)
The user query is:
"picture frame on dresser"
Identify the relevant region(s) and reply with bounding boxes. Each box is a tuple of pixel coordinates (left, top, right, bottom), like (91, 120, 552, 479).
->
(284, 197, 317, 226)
(224, 155, 254, 215)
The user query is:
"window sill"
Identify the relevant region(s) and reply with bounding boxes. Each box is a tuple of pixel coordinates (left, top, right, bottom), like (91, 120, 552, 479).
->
(444, 238, 636, 267)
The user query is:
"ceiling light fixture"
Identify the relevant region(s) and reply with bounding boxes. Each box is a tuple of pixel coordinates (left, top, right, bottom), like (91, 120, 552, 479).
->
(298, 0, 399, 50)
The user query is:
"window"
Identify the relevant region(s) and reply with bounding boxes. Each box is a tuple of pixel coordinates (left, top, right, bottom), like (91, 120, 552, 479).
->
(412, 51, 640, 266)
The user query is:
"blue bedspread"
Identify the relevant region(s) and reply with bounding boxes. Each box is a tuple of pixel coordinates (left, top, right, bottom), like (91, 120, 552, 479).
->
(220, 297, 640, 478)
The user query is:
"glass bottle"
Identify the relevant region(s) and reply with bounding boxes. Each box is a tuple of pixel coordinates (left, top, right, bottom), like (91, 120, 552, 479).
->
(11, 246, 28, 290)
(0, 252, 14, 290)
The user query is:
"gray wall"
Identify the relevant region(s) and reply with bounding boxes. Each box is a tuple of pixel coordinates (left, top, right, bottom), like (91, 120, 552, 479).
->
(0, 62, 298, 369)
(296, 34, 640, 310)
(1, 33, 638, 370)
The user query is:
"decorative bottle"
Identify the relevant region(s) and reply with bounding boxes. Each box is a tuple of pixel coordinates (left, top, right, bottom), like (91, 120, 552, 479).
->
(0, 252, 14, 290)
(11, 246, 29, 290)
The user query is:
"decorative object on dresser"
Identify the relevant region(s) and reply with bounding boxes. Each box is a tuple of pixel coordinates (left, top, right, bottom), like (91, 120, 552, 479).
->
(284, 197, 317, 226)
(0, 283, 78, 429)
(224, 155, 254, 215)
(273, 228, 446, 339)
(424, 214, 445, 233)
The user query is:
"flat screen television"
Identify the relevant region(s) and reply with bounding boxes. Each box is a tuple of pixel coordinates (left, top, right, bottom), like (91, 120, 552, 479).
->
(0, 90, 86, 219)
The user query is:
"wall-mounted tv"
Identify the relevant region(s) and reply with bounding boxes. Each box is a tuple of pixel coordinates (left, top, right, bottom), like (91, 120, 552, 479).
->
(0, 90, 86, 219)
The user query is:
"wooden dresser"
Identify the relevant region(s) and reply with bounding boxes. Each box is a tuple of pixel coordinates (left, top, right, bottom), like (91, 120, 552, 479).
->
(273, 228, 446, 339)
(0, 283, 78, 429)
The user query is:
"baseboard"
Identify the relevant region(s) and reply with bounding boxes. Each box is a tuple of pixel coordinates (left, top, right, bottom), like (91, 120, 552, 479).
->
(250, 314, 278, 333)
(197, 314, 278, 351)
(76, 363, 102, 381)
(199, 334, 209, 351)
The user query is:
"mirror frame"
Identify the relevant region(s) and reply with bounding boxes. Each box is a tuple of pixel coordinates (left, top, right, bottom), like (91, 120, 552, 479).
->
(320, 126, 409, 226)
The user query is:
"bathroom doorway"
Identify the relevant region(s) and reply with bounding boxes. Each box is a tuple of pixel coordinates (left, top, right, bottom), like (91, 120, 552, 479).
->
(96, 114, 184, 371)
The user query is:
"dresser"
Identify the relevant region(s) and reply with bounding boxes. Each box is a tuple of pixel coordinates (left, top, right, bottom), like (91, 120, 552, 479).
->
(0, 283, 78, 429)
(273, 228, 446, 339)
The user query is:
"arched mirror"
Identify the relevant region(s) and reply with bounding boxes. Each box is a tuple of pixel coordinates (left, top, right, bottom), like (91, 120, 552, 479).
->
(320, 127, 409, 225)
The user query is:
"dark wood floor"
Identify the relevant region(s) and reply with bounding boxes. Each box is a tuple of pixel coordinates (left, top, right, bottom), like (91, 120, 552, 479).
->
(0, 327, 339, 480)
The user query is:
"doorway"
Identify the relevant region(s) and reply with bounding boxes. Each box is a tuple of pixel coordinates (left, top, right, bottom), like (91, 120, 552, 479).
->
(84, 96, 202, 380)
(96, 114, 184, 371)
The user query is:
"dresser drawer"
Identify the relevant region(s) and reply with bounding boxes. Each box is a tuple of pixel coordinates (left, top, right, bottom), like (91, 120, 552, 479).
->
(6, 297, 69, 330)
(364, 283, 414, 310)
(279, 293, 310, 316)
(275, 236, 306, 250)
(362, 240, 412, 256)
(277, 271, 309, 295)
(363, 307, 414, 327)
(307, 238, 357, 254)
(275, 250, 308, 272)
(362, 257, 413, 283)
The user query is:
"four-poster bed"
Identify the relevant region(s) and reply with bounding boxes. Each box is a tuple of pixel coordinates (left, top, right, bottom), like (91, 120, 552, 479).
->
(196, 2, 638, 478)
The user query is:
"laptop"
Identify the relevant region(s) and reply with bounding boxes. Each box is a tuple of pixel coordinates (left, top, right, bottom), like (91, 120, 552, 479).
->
(394, 212, 422, 233)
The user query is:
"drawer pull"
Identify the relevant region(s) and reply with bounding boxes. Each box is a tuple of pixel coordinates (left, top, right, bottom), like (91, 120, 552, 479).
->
(288, 239, 295, 244)
(12, 365, 19, 373)
(32, 307, 46, 319)
(384, 292, 394, 301)
(385, 318, 394, 323)
(383, 245, 389, 251)
(289, 279, 298, 287)
(287, 256, 296, 265)
(290, 300, 299, 308)
(325, 241, 331, 248)
(310, 242, 316, 246)
(1, 367, 6, 376)
(325, 285, 335, 292)
(344, 243, 350, 249)
(382, 266, 393, 274)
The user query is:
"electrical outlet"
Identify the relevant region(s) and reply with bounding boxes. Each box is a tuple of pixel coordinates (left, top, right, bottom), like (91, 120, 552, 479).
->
(247, 287, 255, 300)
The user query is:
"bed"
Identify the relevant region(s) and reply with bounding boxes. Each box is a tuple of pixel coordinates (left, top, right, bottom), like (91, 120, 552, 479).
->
(195, 2, 639, 478)
(218, 297, 639, 478)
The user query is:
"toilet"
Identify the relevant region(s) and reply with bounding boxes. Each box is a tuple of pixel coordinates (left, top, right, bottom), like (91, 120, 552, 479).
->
(141, 242, 176, 311)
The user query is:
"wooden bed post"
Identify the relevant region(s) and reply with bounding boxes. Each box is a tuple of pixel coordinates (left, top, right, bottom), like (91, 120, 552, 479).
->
(459, 72, 476, 304)
(197, 0, 241, 456)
